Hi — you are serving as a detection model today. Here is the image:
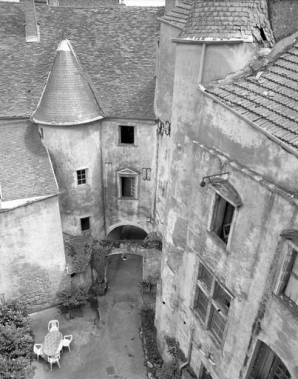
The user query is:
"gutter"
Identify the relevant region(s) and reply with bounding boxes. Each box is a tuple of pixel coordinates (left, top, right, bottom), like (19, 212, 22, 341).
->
(179, 327, 195, 374)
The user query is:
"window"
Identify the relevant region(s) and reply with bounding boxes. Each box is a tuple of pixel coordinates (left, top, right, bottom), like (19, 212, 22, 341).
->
(283, 249, 298, 304)
(121, 177, 135, 198)
(212, 195, 235, 244)
(119, 125, 135, 144)
(117, 168, 139, 199)
(247, 341, 291, 379)
(80, 217, 90, 232)
(77, 169, 87, 185)
(194, 261, 232, 344)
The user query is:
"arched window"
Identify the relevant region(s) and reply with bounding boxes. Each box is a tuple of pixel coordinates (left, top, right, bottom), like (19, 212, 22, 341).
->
(247, 341, 291, 379)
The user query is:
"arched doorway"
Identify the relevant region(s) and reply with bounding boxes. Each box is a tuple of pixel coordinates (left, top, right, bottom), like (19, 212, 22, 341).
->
(107, 225, 147, 240)
(106, 225, 147, 300)
(248, 341, 291, 379)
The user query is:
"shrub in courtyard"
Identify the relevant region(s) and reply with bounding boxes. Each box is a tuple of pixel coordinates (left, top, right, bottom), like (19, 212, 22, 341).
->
(0, 299, 34, 378)
(140, 306, 163, 371)
(157, 360, 180, 379)
(58, 284, 89, 310)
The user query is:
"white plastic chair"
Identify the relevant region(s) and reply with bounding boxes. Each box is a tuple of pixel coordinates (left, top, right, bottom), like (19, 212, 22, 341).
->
(33, 343, 43, 361)
(48, 353, 60, 370)
(62, 335, 73, 352)
(48, 319, 59, 332)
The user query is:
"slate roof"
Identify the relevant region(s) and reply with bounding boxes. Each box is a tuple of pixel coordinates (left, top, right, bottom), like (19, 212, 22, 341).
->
(0, 3, 163, 119)
(57, 0, 118, 7)
(161, 0, 273, 43)
(32, 39, 105, 125)
(161, 0, 192, 30)
(207, 41, 298, 150)
(0, 120, 58, 202)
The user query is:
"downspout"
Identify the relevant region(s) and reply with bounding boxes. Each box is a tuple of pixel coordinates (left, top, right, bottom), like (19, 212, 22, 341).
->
(179, 327, 195, 374)
(198, 43, 206, 85)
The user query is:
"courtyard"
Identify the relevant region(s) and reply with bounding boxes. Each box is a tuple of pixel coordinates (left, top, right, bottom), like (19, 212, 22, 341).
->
(30, 254, 156, 379)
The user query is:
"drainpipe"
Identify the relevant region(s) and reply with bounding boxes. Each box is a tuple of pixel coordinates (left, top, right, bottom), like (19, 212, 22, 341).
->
(179, 327, 195, 375)
(198, 43, 206, 85)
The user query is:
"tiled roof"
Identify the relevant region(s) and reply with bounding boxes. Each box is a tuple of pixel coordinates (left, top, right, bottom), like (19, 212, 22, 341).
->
(179, 0, 273, 43)
(160, 1, 192, 30)
(0, 120, 58, 201)
(0, 3, 163, 119)
(57, 0, 118, 7)
(207, 42, 298, 150)
(31, 39, 105, 125)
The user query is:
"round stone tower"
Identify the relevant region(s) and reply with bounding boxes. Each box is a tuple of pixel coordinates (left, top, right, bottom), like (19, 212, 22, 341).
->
(31, 38, 105, 239)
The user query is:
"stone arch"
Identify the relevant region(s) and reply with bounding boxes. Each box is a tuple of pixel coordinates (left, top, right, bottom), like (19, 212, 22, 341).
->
(247, 340, 291, 379)
(107, 222, 149, 240)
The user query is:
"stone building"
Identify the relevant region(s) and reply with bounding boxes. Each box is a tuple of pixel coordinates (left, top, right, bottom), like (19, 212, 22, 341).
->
(1, 0, 298, 378)
(154, 1, 298, 379)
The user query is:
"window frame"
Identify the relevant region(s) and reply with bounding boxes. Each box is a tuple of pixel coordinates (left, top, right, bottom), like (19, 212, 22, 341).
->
(117, 168, 139, 200)
(76, 168, 88, 186)
(80, 216, 91, 232)
(118, 125, 136, 146)
(210, 193, 236, 246)
(274, 236, 298, 308)
(193, 261, 232, 346)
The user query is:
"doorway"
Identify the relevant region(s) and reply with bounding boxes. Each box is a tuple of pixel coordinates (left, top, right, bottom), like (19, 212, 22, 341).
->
(248, 341, 291, 379)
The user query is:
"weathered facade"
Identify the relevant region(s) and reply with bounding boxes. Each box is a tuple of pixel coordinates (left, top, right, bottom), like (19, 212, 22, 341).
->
(1, 0, 298, 377)
(154, 1, 298, 378)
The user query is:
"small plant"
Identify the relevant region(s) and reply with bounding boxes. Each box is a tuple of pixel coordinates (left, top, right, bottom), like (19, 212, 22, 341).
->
(142, 232, 162, 250)
(0, 299, 34, 379)
(58, 284, 89, 310)
(165, 335, 186, 362)
(157, 360, 180, 379)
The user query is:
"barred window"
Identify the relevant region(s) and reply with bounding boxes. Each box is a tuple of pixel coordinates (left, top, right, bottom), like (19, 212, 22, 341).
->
(77, 169, 87, 185)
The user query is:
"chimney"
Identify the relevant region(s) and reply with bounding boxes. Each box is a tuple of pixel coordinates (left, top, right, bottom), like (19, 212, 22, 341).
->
(24, 0, 40, 42)
(47, 0, 59, 6)
(165, 0, 176, 14)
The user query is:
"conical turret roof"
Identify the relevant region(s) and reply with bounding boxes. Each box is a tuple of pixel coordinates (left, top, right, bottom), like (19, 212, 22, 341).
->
(31, 39, 104, 125)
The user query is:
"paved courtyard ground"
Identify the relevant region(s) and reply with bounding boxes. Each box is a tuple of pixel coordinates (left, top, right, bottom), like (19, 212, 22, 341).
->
(30, 254, 156, 379)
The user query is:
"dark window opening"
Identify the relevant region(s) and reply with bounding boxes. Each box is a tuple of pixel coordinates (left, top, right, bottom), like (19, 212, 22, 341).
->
(214, 283, 231, 314)
(70, 273, 76, 278)
(77, 169, 87, 185)
(212, 196, 235, 244)
(120, 126, 135, 144)
(121, 177, 135, 198)
(80, 217, 90, 231)
(259, 27, 267, 41)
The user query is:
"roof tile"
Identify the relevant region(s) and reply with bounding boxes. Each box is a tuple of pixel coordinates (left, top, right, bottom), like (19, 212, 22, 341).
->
(208, 40, 298, 151)
(0, 120, 58, 201)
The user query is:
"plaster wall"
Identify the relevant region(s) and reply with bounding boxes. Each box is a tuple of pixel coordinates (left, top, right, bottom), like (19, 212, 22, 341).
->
(0, 196, 69, 310)
(154, 23, 180, 236)
(40, 121, 105, 239)
(156, 144, 298, 379)
(155, 38, 298, 378)
(201, 42, 257, 87)
(195, 92, 298, 194)
(100, 118, 156, 235)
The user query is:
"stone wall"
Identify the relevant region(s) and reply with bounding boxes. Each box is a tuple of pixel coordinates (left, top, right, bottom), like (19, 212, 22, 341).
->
(0, 196, 69, 311)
